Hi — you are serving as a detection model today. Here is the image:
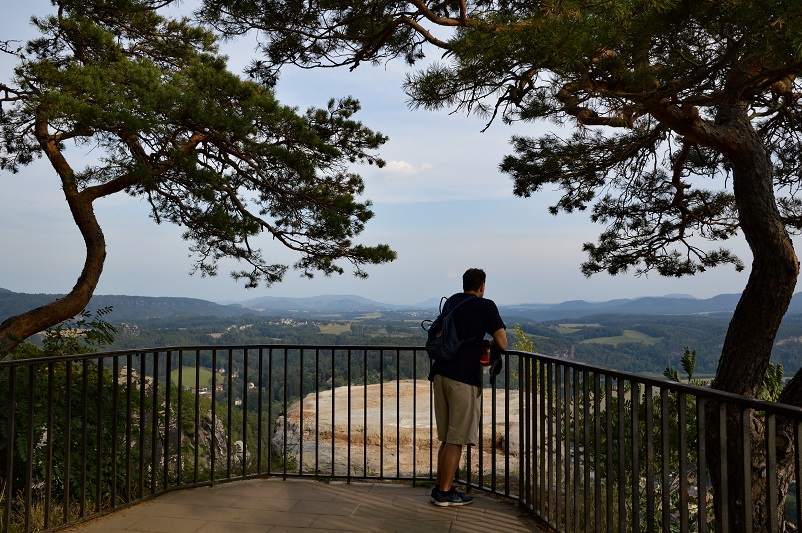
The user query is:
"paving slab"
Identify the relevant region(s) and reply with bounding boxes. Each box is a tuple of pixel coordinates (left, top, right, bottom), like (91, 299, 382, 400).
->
(64, 478, 549, 532)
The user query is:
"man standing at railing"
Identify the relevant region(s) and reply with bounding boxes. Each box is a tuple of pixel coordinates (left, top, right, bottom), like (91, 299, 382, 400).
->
(429, 268, 507, 506)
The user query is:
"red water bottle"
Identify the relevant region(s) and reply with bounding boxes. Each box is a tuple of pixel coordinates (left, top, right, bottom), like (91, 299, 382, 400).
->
(479, 339, 491, 366)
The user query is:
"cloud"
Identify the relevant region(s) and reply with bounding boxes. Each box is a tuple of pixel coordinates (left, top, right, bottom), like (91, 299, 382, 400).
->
(379, 160, 433, 179)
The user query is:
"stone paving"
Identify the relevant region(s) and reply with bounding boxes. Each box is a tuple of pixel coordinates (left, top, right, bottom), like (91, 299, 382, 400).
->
(64, 478, 549, 532)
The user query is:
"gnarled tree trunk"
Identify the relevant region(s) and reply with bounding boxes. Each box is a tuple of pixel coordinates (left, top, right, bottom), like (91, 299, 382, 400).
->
(706, 104, 799, 532)
(0, 113, 108, 356)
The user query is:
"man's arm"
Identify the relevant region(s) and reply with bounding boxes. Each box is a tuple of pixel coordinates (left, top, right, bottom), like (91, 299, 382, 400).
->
(491, 327, 508, 352)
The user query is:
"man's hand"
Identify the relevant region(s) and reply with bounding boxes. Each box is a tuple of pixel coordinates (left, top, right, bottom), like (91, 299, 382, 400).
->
(491, 328, 508, 352)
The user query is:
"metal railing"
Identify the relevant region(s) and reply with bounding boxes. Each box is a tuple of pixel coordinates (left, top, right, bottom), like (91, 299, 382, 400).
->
(1, 345, 800, 532)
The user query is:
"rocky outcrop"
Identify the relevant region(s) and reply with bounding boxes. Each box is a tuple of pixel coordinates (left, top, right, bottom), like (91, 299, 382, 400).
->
(273, 380, 527, 479)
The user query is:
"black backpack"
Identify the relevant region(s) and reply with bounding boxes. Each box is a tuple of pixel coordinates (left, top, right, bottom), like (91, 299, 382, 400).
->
(421, 295, 476, 362)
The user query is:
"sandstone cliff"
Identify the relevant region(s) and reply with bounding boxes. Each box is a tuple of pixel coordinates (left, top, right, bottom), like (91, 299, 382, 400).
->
(273, 380, 525, 481)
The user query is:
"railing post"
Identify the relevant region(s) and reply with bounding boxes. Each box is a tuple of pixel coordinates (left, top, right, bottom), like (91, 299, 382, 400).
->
(347, 348, 354, 483)
(140, 353, 148, 497)
(719, 402, 729, 533)
(4, 367, 16, 533)
(605, 375, 613, 533)
(242, 348, 248, 478)
(631, 379, 641, 533)
(593, 372, 602, 533)
(678, 391, 688, 533)
(210, 349, 216, 484)
(80, 359, 89, 514)
(767, 413, 778, 533)
(390, 350, 396, 479)
(257, 347, 264, 476)
(661, 388, 670, 532)
(45, 362, 54, 529)
(582, 370, 591, 533)
(281, 347, 288, 478)
(519, 354, 527, 508)
(796, 420, 802, 531)
(617, 378, 625, 533)
(126, 353, 133, 502)
(645, 384, 654, 533)
(332, 348, 337, 478)
(111, 355, 118, 506)
(742, 407, 753, 533)
(697, 396, 708, 533)
(95, 357, 104, 511)
(226, 349, 233, 480)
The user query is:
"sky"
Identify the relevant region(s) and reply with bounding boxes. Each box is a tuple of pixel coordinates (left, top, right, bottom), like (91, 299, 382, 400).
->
(0, 1, 781, 307)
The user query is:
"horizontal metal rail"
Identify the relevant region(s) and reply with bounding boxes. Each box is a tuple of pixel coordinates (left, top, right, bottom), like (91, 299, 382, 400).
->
(0, 344, 800, 532)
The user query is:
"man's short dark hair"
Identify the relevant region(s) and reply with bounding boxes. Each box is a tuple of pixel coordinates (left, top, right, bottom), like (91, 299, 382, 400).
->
(463, 268, 486, 292)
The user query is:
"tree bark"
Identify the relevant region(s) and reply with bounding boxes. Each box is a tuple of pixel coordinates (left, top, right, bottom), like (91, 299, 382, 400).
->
(0, 113, 107, 357)
(705, 103, 799, 532)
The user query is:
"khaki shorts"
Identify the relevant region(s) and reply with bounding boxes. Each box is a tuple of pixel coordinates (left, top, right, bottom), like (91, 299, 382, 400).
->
(432, 374, 481, 445)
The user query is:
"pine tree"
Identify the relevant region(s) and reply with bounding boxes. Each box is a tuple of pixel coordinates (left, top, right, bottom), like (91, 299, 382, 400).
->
(0, 0, 396, 355)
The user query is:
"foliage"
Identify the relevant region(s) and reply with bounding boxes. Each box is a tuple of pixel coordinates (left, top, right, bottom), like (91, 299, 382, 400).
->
(2, 0, 395, 282)
(548, 346, 790, 531)
(41, 307, 117, 356)
(199, 0, 802, 277)
(663, 348, 707, 386)
(558, 355, 714, 532)
(0, 0, 395, 354)
(761, 361, 786, 402)
(664, 346, 786, 401)
(511, 323, 534, 353)
(0, 309, 132, 518)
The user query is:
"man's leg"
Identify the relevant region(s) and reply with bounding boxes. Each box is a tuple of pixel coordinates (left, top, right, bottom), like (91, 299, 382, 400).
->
(436, 441, 463, 493)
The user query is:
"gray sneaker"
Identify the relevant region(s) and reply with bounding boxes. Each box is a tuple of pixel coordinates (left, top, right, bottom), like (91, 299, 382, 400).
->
(431, 488, 474, 506)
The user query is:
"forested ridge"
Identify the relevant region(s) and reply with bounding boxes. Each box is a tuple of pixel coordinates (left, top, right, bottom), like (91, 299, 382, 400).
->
(5, 288, 801, 377)
(33, 309, 802, 378)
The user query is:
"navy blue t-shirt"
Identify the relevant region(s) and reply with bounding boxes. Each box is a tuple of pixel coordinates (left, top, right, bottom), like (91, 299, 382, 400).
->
(430, 293, 506, 387)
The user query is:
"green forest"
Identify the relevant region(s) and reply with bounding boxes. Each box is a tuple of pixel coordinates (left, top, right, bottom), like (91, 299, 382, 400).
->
(48, 309, 802, 379)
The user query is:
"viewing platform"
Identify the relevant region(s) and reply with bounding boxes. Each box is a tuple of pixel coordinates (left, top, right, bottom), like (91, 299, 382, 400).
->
(66, 478, 546, 532)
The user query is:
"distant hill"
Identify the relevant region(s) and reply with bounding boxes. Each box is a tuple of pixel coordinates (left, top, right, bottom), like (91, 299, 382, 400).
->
(2, 288, 801, 323)
(0, 290, 410, 322)
(0, 290, 252, 322)
(239, 294, 407, 313)
(499, 293, 802, 322)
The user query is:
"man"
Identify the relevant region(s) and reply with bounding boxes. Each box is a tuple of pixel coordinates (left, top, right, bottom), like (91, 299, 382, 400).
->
(429, 268, 507, 506)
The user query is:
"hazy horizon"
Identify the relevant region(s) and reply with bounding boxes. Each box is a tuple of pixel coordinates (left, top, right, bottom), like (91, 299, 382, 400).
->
(1, 285, 748, 309)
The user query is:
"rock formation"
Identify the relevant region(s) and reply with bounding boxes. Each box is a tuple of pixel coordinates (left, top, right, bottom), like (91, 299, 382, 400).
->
(273, 380, 525, 482)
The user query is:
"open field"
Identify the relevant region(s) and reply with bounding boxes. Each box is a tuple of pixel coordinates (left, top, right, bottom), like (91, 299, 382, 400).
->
(580, 329, 662, 346)
(318, 323, 352, 334)
(171, 366, 219, 388)
(553, 323, 602, 334)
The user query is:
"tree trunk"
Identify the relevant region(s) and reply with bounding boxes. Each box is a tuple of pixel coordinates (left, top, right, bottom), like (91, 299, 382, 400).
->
(0, 114, 107, 357)
(706, 104, 799, 532)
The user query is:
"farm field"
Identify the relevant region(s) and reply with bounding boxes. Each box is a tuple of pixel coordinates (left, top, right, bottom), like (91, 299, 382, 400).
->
(318, 323, 351, 334)
(171, 366, 220, 388)
(580, 329, 663, 346)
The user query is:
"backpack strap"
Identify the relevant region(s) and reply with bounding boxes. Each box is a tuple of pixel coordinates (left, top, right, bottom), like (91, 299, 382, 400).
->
(442, 294, 480, 345)
(442, 293, 476, 315)
(424, 294, 476, 332)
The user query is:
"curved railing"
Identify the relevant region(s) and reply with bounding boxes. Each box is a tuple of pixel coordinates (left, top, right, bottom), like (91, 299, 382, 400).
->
(1, 344, 801, 532)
